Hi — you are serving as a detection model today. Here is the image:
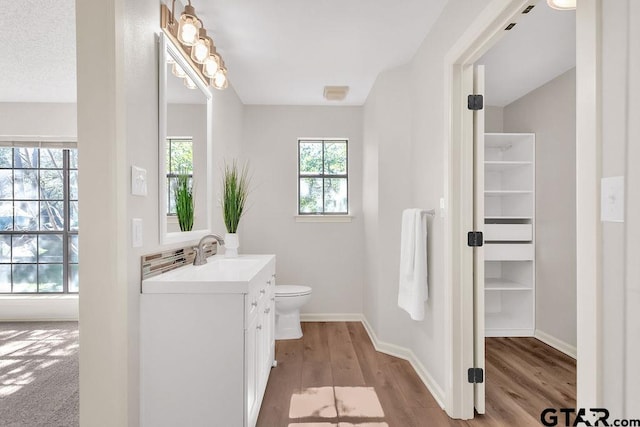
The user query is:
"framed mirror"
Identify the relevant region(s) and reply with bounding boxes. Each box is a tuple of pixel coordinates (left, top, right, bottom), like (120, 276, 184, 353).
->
(158, 34, 213, 244)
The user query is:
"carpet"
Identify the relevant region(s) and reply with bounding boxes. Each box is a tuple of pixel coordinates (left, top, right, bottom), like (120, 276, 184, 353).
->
(0, 322, 78, 427)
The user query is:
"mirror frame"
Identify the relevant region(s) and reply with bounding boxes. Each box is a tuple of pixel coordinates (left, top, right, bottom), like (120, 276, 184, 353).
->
(158, 34, 213, 245)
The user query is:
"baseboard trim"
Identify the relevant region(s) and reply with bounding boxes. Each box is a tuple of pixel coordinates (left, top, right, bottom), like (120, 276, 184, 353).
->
(300, 313, 364, 322)
(360, 316, 446, 409)
(534, 329, 577, 359)
(0, 296, 79, 322)
(485, 328, 534, 337)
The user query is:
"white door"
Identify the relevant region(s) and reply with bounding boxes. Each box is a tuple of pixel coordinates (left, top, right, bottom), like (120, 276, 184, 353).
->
(472, 65, 486, 414)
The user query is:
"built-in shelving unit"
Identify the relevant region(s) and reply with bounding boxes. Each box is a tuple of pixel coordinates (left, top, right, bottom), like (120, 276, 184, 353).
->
(484, 133, 535, 337)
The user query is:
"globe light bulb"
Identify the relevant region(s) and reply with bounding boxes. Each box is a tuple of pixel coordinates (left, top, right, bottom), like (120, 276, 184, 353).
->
(212, 68, 228, 90)
(172, 63, 186, 78)
(203, 54, 220, 78)
(190, 29, 211, 64)
(177, 4, 201, 46)
(184, 76, 197, 90)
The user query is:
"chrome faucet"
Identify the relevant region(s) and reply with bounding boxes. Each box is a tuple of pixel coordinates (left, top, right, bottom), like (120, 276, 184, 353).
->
(193, 234, 225, 266)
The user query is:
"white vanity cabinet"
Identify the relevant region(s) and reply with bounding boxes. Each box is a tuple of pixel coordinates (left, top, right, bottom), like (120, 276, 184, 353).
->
(140, 255, 276, 427)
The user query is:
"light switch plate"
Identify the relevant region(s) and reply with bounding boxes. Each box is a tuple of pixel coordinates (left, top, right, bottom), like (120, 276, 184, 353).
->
(131, 166, 147, 196)
(601, 176, 624, 223)
(132, 218, 143, 248)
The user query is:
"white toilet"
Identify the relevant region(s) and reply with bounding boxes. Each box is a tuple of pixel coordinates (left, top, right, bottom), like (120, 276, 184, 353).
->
(274, 285, 312, 340)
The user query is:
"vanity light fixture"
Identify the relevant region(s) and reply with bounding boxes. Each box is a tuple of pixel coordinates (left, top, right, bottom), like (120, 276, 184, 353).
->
(184, 75, 197, 90)
(162, 1, 229, 90)
(211, 58, 228, 90)
(172, 62, 187, 78)
(191, 28, 211, 64)
(203, 46, 221, 79)
(546, 0, 576, 10)
(176, 1, 201, 46)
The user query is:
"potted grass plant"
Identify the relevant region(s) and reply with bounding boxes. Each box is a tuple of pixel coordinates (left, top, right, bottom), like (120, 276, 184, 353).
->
(222, 160, 250, 257)
(174, 170, 194, 232)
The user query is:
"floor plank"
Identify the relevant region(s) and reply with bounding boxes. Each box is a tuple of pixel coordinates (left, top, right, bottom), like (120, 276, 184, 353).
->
(257, 322, 576, 427)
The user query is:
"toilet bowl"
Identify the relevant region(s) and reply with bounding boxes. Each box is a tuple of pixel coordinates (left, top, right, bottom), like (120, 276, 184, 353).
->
(275, 285, 312, 340)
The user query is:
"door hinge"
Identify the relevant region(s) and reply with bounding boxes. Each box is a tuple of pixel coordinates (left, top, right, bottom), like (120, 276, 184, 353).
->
(467, 231, 483, 247)
(467, 94, 484, 110)
(468, 368, 484, 384)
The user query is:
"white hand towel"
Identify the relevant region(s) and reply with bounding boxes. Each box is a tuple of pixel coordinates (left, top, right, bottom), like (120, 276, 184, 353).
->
(398, 209, 428, 321)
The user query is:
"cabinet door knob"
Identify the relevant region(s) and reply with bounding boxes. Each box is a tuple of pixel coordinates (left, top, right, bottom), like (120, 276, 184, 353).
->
(251, 301, 258, 307)
(256, 325, 262, 330)
(260, 289, 266, 294)
(270, 297, 275, 302)
(272, 273, 276, 278)
(266, 280, 272, 285)
(264, 308, 271, 314)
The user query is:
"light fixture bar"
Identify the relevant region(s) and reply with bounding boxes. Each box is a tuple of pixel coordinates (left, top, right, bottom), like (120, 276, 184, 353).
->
(160, 3, 228, 90)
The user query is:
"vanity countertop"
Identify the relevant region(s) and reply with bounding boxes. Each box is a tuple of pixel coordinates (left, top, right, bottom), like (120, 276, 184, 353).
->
(141, 254, 275, 294)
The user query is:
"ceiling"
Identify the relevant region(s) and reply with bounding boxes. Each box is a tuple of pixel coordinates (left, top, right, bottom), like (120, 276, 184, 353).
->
(0, 0, 77, 103)
(478, 2, 576, 107)
(0, 0, 575, 107)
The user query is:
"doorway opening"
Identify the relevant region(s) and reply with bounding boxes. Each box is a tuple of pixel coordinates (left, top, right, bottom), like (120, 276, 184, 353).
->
(444, 0, 598, 421)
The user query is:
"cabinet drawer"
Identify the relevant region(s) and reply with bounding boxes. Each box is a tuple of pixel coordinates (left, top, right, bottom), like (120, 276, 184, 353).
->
(484, 224, 532, 241)
(485, 243, 533, 261)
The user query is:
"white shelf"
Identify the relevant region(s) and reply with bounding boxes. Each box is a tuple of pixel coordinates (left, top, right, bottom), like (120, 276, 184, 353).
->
(485, 278, 532, 291)
(485, 216, 533, 220)
(485, 190, 533, 196)
(483, 132, 535, 338)
(485, 161, 533, 171)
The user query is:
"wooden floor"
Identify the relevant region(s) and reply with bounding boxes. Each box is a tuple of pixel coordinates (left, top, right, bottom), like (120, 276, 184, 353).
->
(257, 322, 575, 427)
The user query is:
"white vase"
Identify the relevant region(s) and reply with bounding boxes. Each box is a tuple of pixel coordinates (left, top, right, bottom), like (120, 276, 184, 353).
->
(225, 233, 239, 257)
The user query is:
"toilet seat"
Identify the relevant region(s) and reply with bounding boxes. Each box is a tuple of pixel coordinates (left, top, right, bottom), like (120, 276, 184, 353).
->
(275, 285, 312, 297)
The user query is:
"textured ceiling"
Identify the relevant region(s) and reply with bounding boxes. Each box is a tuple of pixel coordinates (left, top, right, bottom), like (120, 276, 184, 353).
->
(478, 2, 576, 107)
(1, 1, 575, 107)
(0, 0, 77, 103)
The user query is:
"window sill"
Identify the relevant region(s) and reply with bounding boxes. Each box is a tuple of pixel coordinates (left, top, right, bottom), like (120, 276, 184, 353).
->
(295, 215, 354, 223)
(0, 294, 78, 300)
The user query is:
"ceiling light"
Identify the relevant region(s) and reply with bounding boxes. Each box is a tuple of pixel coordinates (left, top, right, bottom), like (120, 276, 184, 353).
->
(177, 2, 201, 46)
(323, 86, 350, 101)
(546, 0, 576, 10)
(191, 29, 211, 64)
(161, 1, 230, 90)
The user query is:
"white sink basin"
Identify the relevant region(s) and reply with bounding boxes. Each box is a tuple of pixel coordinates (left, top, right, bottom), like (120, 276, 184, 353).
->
(141, 254, 275, 294)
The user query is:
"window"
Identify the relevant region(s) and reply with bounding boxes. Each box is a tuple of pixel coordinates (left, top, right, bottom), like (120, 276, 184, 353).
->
(298, 139, 348, 214)
(0, 147, 78, 294)
(166, 138, 193, 215)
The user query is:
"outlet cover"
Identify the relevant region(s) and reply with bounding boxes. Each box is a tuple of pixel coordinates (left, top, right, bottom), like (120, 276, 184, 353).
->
(601, 176, 624, 223)
(131, 166, 147, 196)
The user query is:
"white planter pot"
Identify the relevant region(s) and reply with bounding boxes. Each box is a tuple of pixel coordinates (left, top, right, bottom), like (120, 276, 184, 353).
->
(225, 233, 239, 257)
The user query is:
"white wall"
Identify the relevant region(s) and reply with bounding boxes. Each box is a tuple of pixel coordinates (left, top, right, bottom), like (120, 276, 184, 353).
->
(76, 0, 246, 424)
(0, 103, 77, 137)
(484, 106, 504, 133)
(240, 106, 364, 316)
(362, 0, 491, 402)
(600, 0, 640, 417)
(503, 68, 577, 350)
(625, 1, 640, 414)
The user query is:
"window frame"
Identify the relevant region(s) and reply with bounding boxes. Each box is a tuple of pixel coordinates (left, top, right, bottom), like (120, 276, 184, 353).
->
(166, 137, 194, 216)
(297, 138, 349, 215)
(0, 147, 78, 294)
